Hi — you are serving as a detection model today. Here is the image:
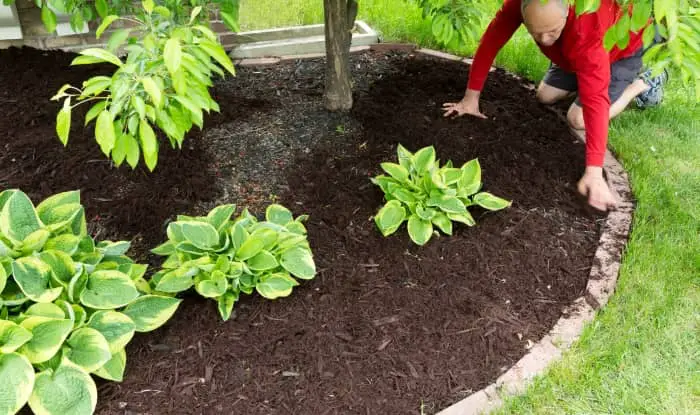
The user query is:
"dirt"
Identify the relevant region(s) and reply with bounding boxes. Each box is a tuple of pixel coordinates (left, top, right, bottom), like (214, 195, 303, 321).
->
(0, 47, 601, 415)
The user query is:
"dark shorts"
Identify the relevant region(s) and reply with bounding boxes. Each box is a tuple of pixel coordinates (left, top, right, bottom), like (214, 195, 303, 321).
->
(543, 30, 662, 105)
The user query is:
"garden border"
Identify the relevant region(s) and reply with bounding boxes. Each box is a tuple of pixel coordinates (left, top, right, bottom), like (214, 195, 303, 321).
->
(235, 45, 634, 415)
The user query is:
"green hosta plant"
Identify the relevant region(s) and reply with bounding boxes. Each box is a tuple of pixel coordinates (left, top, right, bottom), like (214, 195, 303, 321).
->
(151, 204, 316, 321)
(0, 189, 181, 415)
(371, 145, 511, 246)
(52, 0, 237, 171)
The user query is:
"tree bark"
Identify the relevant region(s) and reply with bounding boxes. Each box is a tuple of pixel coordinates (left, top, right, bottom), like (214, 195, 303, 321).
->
(323, 0, 358, 111)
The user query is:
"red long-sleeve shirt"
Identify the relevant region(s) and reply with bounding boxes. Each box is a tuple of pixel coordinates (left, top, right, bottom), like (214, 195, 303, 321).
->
(468, 0, 645, 166)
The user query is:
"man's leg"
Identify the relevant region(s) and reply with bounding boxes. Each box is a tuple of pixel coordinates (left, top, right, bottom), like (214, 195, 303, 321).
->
(537, 62, 577, 104)
(566, 78, 649, 131)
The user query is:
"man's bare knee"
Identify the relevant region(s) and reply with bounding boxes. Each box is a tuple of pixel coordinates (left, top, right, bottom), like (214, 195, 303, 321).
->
(567, 105, 585, 130)
(536, 83, 572, 105)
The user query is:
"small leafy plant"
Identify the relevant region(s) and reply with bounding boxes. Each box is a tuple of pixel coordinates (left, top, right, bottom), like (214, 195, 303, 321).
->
(151, 204, 316, 321)
(0, 189, 181, 415)
(371, 145, 511, 245)
(52, 0, 237, 171)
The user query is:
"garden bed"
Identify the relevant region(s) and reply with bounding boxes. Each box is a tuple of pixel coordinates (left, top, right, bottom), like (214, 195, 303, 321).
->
(0, 47, 601, 414)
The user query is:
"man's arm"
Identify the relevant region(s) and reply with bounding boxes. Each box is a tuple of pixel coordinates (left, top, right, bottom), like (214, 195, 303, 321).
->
(467, 0, 523, 92)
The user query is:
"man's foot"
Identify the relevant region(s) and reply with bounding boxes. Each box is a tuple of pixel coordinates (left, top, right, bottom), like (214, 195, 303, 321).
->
(635, 68, 669, 108)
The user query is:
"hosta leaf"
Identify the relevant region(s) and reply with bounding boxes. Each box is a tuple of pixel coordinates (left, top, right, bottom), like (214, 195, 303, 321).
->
(40, 204, 83, 234)
(381, 162, 409, 182)
(459, 159, 481, 195)
(97, 240, 131, 257)
(93, 349, 126, 381)
(64, 328, 112, 372)
(44, 234, 82, 255)
(432, 213, 453, 235)
(374, 200, 406, 236)
(217, 291, 237, 321)
(151, 240, 176, 256)
(0, 190, 42, 243)
(407, 215, 433, 246)
(427, 195, 467, 214)
(154, 268, 195, 293)
(21, 228, 50, 253)
(248, 250, 279, 271)
(256, 274, 294, 299)
(29, 361, 97, 415)
(473, 192, 512, 211)
(68, 268, 88, 303)
(79, 270, 139, 309)
(447, 211, 476, 227)
(413, 146, 436, 174)
(396, 143, 413, 170)
(12, 257, 63, 303)
(416, 205, 437, 221)
(19, 317, 73, 364)
(0, 320, 33, 353)
(266, 204, 293, 226)
(86, 310, 135, 354)
(207, 204, 236, 231)
(122, 295, 181, 332)
(40, 250, 75, 286)
(195, 272, 228, 298)
(25, 303, 66, 319)
(0, 353, 35, 415)
(178, 221, 220, 249)
(235, 234, 265, 261)
(280, 247, 316, 280)
(36, 190, 79, 221)
(391, 188, 418, 203)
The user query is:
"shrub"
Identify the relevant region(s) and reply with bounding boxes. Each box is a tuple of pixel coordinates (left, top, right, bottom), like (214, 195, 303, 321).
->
(371, 144, 511, 245)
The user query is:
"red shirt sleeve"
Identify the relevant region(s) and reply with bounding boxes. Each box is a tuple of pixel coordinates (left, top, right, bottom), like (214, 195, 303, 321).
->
(467, 0, 522, 91)
(571, 22, 611, 167)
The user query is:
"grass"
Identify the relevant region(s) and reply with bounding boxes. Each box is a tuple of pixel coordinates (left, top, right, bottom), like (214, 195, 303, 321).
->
(239, 1, 699, 413)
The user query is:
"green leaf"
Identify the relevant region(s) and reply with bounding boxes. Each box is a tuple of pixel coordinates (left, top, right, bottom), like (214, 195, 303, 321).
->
(97, 240, 131, 257)
(195, 272, 228, 298)
(413, 146, 436, 174)
(256, 274, 294, 299)
(29, 361, 97, 415)
(64, 328, 111, 372)
(0, 320, 33, 353)
(198, 40, 236, 76)
(79, 270, 139, 309)
(235, 235, 265, 261)
(81, 76, 112, 97)
(217, 291, 237, 321)
(137, 119, 158, 171)
(221, 11, 240, 33)
(407, 215, 433, 246)
(380, 162, 409, 182)
(153, 5, 171, 17)
(40, 250, 76, 287)
(57, 99, 72, 146)
(0, 353, 35, 415)
(265, 204, 293, 225)
(21, 228, 50, 253)
(84, 101, 107, 126)
(68, 269, 88, 303)
(13, 257, 63, 303)
(631, 2, 652, 32)
(124, 133, 140, 169)
(280, 247, 316, 280)
(44, 234, 81, 255)
(396, 143, 413, 170)
(19, 317, 73, 364)
(374, 200, 406, 236)
(447, 211, 476, 226)
(25, 303, 66, 319)
(93, 349, 126, 381)
(415, 205, 437, 221)
(164, 38, 183, 76)
(86, 311, 135, 354)
(248, 250, 279, 271)
(173, 96, 204, 128)
(431, 213, 453, 235)
(0, 190, 42, 242)
(142, 0, 154, 14)
(427, 195, 467, 214)
(643, 22, 657, 46)
(107, 28, 130, 52)
(603, 26, 618, 50)
(122, 295, 181, 332)
(78, 48, 122, 67)
(95, 0, 109, 19)
(473, 192, 512, 211)
(177, 221, 220, 249)
(41, 5, 57, 33)
(207, 204, 236, 231)
(459, 159, 481, 195)
(95, 110, 116, 156)
(141, 77, 162, 108)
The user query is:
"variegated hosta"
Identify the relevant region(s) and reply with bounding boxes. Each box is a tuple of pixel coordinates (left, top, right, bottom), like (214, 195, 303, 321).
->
(0, 189, 181, 415)
(371, 144, 512, 246)
(151, 204, 316, 321)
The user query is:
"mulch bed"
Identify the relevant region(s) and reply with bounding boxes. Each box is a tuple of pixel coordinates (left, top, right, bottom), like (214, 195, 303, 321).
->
(0, 46, 601, 414)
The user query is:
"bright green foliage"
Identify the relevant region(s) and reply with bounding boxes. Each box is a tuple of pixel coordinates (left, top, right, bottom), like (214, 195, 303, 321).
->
(371, 145, 511, 245)
(152, 204, 316, 321)
(51, 1, 238, 171)
(0, 189, 181, 415)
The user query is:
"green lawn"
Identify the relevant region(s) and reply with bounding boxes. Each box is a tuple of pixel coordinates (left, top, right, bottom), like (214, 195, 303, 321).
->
(239, 1, 700, 414)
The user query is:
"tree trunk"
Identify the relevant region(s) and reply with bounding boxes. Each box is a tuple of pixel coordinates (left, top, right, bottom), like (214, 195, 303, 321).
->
(323, 0, 358, 111)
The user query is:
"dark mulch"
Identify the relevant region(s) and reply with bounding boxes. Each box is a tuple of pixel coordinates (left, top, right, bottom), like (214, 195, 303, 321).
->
(0, 47, 601, 415)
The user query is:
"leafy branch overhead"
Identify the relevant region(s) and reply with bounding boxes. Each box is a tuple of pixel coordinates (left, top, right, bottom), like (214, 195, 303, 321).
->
(372, 145, 511, 246)
(51, 0, 239, 171)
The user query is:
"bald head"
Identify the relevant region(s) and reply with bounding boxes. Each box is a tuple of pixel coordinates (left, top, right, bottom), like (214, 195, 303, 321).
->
(521, 0, 569, 46)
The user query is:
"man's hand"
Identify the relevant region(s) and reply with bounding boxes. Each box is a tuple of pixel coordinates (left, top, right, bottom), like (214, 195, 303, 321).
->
(577, 166, 618, 211)
(442, 89, 487, 119)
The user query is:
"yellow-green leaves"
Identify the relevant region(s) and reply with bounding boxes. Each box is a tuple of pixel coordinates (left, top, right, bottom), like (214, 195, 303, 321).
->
(0, 353, 35, 415)
(138, 119, 158, 171)
(56, 98, 71, 146)
(140, 77, 162, 108)
(95, 110, 116, 156)
(29, 361, 97, 415)
(372, 145, 511, 245)
(121, 295, 181, 332)
(164, 38, 183, 76)
(40, 5, 57, 34)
